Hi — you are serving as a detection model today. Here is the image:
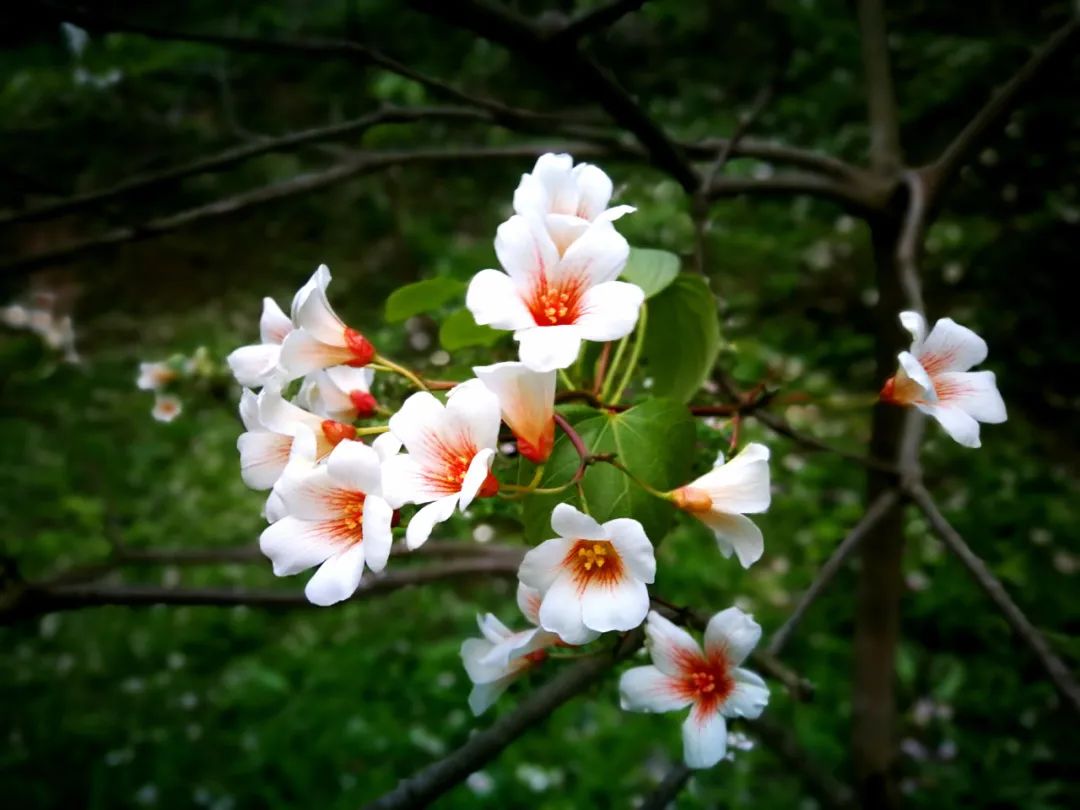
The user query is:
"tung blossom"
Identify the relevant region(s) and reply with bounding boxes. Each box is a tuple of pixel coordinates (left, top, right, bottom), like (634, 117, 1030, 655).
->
(473, 361, 555, 463)
(279, 265, 376, 380)
(672, 443, 771, 568)
(880, 311, 1007, 448)
(466, 214, 644, 372)
(151, 394, 183, 423)
(512, 152, 635, 252)
(619, 609, 770, 769)
(517, 503, 656, 645)
(259, 439, 395, 606)
(137, 361, 177, 392)
(298, 365, 378, 423)
(226, 297, 294, 388)
(237, 387, 357, 490)
(381, 381, 501, 549)
(460, 584, 566, 715)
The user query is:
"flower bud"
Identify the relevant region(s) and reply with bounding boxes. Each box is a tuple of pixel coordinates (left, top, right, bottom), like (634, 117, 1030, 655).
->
(672, 486, 713, 514)
(349, 390, 378, 419)
(478, 471, 500, 499)
(343, 328, 375, 367)
(321, 419, 358, 447)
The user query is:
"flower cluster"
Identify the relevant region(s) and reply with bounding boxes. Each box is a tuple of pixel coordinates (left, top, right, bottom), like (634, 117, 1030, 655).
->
(222, 152, 1007, 770)
(136, 346, 218, 423)
(1, 291, 80, 364)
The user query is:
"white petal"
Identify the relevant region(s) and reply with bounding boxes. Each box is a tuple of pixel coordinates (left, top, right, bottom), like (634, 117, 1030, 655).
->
(495, 214, 560, 285)
(259, 297, 293, 345)
(551, 502, 607, 540)
(595, 204, 636, 223)
(290, 264, 329, 321)
(699, 512, 764, 569)
(263, 488, 287, 523)
(458, 447, 496, 510)
(445, 379, 502, 453)
(295, 270, 346, 345)
(277, 466, 341, 520)
(537, 572, 590, 645)
(304, 544, 367, 606)
(514, 325, 582, 372)
(690, 442, 772, 514)
(529, 152, 577, 215)
(462, 637, 502, 684)
(899, 310, 927, 352)
(571, 163, 613, 220)
(934, 371, 1007, 424)
(558, 222, 629, 286)
(227, 344, 281, 388)
(704, 607, 762, 667)
(381, 454, 442, 508)
(646, 610, 703, 676)
(897, 351, 935, 400)
(606, 518, 656, 583)
(237, 431, 291, 490)
(388, 391, 446, 462)
(361, 496, 394, 572)
(405, 495, 458, 550)
(682, 708, 728, 769)
(580, 575, 649, 634)
(512, 170, 550, 218)
(279, 329, 353, 380)
(327, 439, 383, 494)
(573, 281, 644, 342)
(921, 317, 988, 373)
(517, 537, 573, 592)
(619, 665, 693, 713)
(472, 361, 556, 454)
(324, 364, 374, 394)
(239, 388, 261, 431)
(543, 213, 591, 255)
(259, 516, 341, 576)
(372, 432, 402, 462)
(465, 269, 535, 331)
(917, 402, 982, 448)
(468, 676, 516, 716)
(516, 583, 543, 626)
(721, 669, 769, 719)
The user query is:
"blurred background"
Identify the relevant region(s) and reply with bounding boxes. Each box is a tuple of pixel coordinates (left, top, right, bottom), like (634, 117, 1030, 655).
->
(1, 1, 1077, 808)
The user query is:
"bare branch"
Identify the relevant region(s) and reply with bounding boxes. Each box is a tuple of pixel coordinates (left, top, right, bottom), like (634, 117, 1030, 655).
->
(407, 0, 700, 192)
(908, 483, 1080, 717)
(640, 763, 693, 810)
(361, 630, 644, 810)
(549, 0, 650, 44)
(705, 171, 886, 215)
(924, 17, 1080, 207)
(856, 0, 903, 174)
(767, 489, 901, 656)
(2, 557, 520, 624)
(894, 169, 928, 315)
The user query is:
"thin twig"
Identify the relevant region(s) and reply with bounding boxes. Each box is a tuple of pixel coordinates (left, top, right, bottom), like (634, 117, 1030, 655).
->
(549, 0, 650, 44)
(908, 483, 1080, 716)
(361, 630, 644, 809)
(767, 489, 900, 656)
(639, 762, 693, 810)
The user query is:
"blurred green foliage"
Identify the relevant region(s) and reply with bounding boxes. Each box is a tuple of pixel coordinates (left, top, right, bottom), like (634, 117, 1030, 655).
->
(1, 1, 1078, 808)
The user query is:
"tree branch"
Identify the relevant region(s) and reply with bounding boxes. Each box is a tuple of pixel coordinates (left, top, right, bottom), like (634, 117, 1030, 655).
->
(923, 17, 1080, 208)
(549, 0, 650, 44)
(766, 489, 901, 656)
(361, 630, 643, 809)
(705, 171, 886, 215)
(856, 0, 903, 175)
(908, 483, 1080, 717)
(639, 763, 693, 810)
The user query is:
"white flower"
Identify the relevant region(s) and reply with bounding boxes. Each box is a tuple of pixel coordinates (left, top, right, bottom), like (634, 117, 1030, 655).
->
(473, 361, 555, 463)
(279, 265, 375, 380)
(517, 503, 656, 645)
(236, 387, 357, 490)
(259, 439, 395, 606)
(511, 152, 636, 252)
(881, 311, 1007, 448)
(466, 215, 644, 371)
(151, 394, 183, 423)
(672, 443, 771, 568)
(381, 382, 501, 549)
(460, 584, 564, 715)
(619, 609, 769, 769)
(137, 361, 177, 391)
(226, 297, 293, 388)
(1, 304, 30, 329)
(297, 366, 377, 422)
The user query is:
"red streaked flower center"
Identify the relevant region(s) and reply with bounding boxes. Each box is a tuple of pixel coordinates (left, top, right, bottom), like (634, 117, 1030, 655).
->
(525, 273, 587, 326)
(423, 434, 499, 497)
(322, 490, 366, 545)
(565, 540, 624, 590)
(673, 650, 736, 715)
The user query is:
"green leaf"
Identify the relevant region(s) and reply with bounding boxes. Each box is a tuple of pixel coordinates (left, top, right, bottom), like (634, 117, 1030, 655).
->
(439, 308, 502, 351)
(384, 278, 465, 322)
(641, 274, 720, 402)
(521, 398, 695, 543)
(620, 248, 680, 299)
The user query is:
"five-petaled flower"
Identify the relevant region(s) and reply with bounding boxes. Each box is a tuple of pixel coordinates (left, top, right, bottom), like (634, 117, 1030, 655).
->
(672, 443, 771, 568)
(279, 265, 376, 380)
(226, 297, 295, 388)
(137, 361, 176, 392)
(465, 214, 644, 372)
(619, 609, 769, 769)
(460, 584, 569, 715)
(260, 438, 395, 606)
(237, 387, 357, 490)
(473, 361, 556, 463)
(151, 393, 183, 423)
(381, 381, 501, 549)
(298, 365, 378, 423)
(880, 311, 1006, 448)
(512, 152, 636, 253)
(517, 503, 656, 645)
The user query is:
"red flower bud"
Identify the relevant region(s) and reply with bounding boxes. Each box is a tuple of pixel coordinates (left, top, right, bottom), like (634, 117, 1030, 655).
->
(321, 419, 358, 447)
(477, 470, 500, 499)
(343, 328, 375, 367)
(349, 390, 378, 419)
